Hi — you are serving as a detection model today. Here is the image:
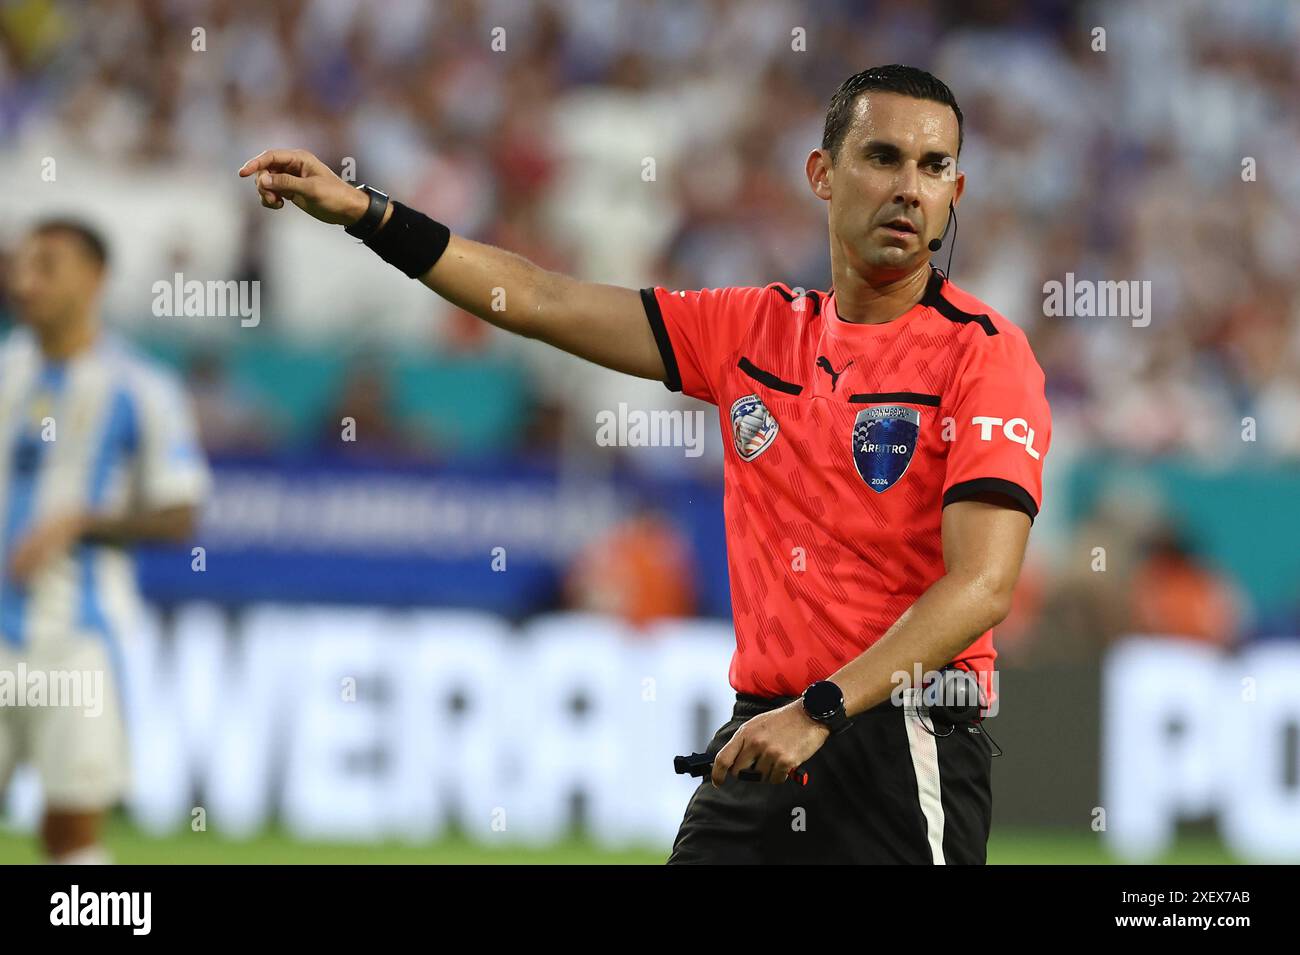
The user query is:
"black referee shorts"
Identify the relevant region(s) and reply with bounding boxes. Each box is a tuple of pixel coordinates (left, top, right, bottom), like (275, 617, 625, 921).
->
(667, 688, 993, 864)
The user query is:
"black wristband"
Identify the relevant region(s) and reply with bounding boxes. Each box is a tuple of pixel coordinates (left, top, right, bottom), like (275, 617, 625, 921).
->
(362, 201, 451, 278)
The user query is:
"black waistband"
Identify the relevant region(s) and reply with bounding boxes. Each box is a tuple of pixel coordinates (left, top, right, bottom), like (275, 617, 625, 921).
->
(734, 691, 799, 715)
(734, 664, 978, 717)
(732, 688, 920, 718)
(734, 690, 895, 719)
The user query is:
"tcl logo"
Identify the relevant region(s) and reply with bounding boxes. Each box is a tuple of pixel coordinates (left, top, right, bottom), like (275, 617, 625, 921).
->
(971, 416, 1041, 459)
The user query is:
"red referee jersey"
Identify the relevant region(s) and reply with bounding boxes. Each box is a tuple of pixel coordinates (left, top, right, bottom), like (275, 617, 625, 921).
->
(640, 267, 1050, 700)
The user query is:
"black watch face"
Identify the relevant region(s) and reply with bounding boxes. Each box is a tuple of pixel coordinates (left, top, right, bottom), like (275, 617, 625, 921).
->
(804, 681, 842, 719)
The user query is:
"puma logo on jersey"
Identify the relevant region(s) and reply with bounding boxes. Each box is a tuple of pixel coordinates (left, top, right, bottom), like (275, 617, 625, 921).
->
(971, 416, 1040, 459)
(815, 356, 853, 391)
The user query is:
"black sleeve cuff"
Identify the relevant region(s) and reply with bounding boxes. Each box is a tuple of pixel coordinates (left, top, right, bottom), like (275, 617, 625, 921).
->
(640, 287, 682, 393)
(943, 478, 1038, 523)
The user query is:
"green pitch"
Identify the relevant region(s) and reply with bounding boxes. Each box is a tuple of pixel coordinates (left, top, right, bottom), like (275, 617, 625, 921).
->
(0, 819, 1239, 864)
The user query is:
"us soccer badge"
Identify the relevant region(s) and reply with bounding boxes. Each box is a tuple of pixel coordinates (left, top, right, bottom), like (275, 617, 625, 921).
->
(851, 405, 919, 491)
(730, 393, 779, 461)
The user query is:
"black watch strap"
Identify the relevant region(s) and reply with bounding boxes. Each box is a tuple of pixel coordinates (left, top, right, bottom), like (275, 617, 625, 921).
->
(345, 184, 390, 240)
(821, 707, 853, 736)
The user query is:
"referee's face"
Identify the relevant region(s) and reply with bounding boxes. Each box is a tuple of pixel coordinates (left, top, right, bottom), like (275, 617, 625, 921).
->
(809, 91, 965, 281)
(10, 232, 105, 333)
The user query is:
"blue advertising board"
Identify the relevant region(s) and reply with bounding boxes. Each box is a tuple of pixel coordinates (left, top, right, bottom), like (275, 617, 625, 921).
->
(136, 455, 731, 618)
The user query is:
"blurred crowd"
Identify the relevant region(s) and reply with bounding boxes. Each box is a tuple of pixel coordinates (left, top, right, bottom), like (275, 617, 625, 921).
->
(1, 0, 1296, 462)
(1, 0, 1298, 650)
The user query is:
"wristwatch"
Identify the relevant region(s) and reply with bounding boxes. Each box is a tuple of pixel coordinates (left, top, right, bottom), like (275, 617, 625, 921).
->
(802, 680, 853, 736)
(345, 184, 390, 240)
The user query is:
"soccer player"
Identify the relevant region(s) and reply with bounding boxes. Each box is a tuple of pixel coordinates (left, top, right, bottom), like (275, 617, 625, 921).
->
(0, 220, 211, 863)
(239, 63, 1050, 864)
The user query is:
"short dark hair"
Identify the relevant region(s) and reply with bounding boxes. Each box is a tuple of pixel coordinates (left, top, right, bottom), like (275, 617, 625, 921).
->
(822, 64, 964, 163)
(28, 217, 110, 268)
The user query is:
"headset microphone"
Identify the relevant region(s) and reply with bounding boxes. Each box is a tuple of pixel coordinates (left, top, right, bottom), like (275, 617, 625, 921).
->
(927, 202, 958, 277)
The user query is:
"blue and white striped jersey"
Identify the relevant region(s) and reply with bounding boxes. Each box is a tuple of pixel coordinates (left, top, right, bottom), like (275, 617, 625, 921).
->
(0, 327, 211, 649)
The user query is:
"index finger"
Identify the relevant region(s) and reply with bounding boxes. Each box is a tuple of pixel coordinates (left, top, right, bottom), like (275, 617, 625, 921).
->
(238, 149, 305, 177)
(710, 735, 751, 789)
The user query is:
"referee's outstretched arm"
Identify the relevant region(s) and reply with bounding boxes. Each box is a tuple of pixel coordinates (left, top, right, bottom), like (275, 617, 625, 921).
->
(238, 149, 666, 382)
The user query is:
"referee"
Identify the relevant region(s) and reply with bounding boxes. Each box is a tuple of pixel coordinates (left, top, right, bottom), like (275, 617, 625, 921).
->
(240, 64, 1050, 865)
